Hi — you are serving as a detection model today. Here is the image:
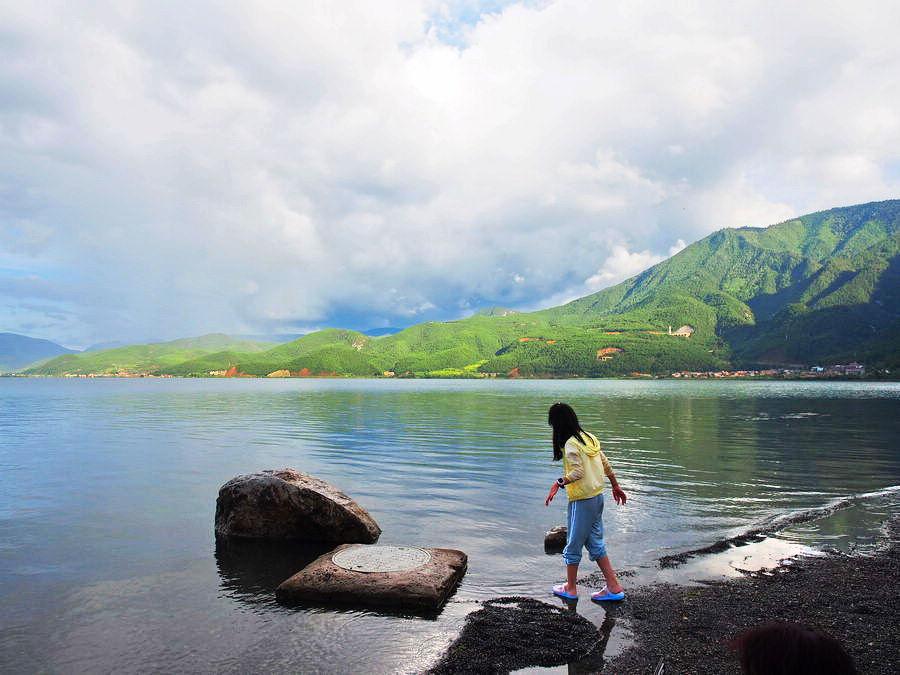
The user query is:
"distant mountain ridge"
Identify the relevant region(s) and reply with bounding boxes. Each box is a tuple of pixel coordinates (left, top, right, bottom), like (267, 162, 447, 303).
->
(25, 199, 900, 377)
(0, 333, 75, 372)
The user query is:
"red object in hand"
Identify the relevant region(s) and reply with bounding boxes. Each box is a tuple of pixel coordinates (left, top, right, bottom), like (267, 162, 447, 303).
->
(545, 482, 560, 506)
(612, 485, 627, 505)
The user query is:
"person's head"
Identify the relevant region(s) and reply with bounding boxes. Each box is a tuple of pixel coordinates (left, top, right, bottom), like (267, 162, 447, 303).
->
(548, 402, 586, 461)
(731, 622, 856, 674)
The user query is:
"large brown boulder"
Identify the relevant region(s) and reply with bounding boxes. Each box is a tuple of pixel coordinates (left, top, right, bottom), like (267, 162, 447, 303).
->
(275, 544, 467, 612)
(214, 468, 381, 543)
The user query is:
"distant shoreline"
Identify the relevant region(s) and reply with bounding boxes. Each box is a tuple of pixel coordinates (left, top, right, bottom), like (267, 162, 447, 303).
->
(3, 373, 896, 382)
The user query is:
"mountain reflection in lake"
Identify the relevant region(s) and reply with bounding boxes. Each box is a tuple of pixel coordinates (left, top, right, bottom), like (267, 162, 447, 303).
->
(1, 379, 898, 673)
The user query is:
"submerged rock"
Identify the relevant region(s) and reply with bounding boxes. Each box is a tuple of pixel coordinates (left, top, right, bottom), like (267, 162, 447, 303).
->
(275, 544, 467, 612)
(545, 525, 567, 553)
(214, 468, 381, 543)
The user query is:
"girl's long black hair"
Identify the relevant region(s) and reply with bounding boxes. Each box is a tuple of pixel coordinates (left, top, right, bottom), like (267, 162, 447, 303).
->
(548, 402, 587, 461)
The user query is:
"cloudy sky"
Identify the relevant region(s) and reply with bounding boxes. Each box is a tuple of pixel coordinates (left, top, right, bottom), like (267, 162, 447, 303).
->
(2, 1, 899, 347)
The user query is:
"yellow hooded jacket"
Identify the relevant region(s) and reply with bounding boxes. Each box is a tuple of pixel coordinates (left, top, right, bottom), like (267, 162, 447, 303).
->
(562, 431, 614, 501)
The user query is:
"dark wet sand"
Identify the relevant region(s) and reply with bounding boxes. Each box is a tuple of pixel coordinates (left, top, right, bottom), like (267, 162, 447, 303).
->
(427, 597, 607, 674)
(431, 517, 898, 674)
(606, 519, 899, 674)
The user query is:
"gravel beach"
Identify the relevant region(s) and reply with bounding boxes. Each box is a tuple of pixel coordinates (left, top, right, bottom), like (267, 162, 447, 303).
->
(605, 518, 899, 673)
(428, 596, 607, 674)
(432, 517, 898, 673)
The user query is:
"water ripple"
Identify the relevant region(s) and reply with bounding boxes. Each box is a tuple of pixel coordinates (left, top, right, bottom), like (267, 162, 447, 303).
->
(1, 378, 898, 673)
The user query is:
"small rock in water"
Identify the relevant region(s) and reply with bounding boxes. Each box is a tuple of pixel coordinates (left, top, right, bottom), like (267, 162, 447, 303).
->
(545, 525, 567, 553)
(215, 468, 381, 543)
(275, 544, 467, 612)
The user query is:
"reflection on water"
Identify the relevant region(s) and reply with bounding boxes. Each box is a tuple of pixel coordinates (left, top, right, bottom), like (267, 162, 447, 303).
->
(569, 612, 617, 674)
(513, 608, 623, 675)
(1, 378, 898, 673)
(215, 537, 333, 607)
(654, 537, 821, 585)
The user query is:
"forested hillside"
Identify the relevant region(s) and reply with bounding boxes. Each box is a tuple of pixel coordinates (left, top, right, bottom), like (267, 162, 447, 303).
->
(543, 199, 900, 367)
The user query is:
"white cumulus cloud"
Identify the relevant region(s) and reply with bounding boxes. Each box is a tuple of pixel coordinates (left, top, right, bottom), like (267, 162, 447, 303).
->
(1, 0, 899, 345)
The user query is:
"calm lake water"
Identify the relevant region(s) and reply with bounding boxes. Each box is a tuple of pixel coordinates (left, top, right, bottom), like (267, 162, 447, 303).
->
(1, 378, 899, 673)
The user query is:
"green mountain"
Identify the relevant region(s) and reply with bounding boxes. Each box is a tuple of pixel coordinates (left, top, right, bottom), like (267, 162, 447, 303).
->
(0, 333, 76, 372)
(24, 334, 274, 376)
(542, 199, 900, 368)
(27, 200, 900, 377)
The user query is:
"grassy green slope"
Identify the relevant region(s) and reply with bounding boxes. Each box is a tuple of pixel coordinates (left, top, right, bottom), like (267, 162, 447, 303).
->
(161, 314, 728, 377)
(26, 334, 274, 375)
(167, 329, 378, 376)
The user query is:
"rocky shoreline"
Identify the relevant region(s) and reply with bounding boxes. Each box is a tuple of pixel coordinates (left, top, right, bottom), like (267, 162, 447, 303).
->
(604, 523, 899, 673)
(432, 517, 899, 673)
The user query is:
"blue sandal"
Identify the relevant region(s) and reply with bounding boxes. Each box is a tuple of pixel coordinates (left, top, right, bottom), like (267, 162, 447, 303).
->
(591, 587, 625, 602)
(552, 583, 578, 600)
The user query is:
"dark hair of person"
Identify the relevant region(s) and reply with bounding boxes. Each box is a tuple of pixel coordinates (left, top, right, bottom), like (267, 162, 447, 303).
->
(548, 402, 587, 462)
(731, 622, 857, 675)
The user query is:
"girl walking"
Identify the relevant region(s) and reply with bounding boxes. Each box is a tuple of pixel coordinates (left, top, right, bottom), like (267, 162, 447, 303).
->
(545, 402, 627, 602)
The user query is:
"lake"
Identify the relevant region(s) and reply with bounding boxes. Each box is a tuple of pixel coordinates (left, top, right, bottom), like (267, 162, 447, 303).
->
(1, 378, 899, 673)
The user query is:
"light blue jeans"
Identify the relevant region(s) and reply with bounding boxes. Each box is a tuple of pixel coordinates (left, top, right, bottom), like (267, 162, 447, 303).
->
(563, 493, 607, 565)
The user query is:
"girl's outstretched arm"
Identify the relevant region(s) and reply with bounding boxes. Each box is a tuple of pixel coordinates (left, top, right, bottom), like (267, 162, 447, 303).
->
(607, 471, 627, 505)
(601, 450, 627, 505)
(545, 481, 560, 506)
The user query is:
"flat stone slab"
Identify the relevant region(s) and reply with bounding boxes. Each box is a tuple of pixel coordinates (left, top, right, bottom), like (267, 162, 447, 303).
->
(332, 545, 432, 572)
(276, 544, 467, 612)
(545, 525, 567, 553)
(215, 468, 381, 543)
